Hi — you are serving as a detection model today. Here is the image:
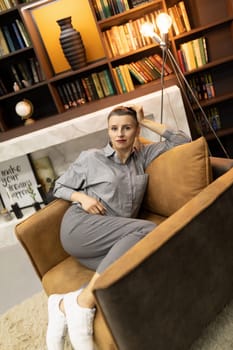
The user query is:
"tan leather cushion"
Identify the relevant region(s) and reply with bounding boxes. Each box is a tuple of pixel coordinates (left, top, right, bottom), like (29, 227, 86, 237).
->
(144, 137, 212, 217)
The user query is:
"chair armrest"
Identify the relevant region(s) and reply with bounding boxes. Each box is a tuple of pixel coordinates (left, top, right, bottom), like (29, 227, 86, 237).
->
(210, 156, 233, 179)
(93, 168, 233, 350)
(15, 199, 70, 279)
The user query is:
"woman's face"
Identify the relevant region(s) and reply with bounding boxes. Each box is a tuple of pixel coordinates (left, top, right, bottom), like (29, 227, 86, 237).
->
(108, 114, 139, 152)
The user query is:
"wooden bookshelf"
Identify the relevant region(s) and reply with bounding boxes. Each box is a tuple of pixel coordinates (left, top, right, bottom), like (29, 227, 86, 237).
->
(167, 0, 233, 156)
(0, 0, 232, 157)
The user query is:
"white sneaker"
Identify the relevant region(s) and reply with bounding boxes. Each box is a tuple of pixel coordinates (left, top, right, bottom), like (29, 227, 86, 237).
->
(64, 289, 96, 350)
(46, 294, 67, 350)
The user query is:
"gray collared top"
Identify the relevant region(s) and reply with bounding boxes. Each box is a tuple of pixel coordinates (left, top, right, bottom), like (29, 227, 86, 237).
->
(53, 128, 190, 218)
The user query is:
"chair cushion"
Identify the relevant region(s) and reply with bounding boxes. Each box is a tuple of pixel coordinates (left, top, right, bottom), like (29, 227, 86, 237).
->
(143, 137, 212, 217)
(42, 256, 94, 295)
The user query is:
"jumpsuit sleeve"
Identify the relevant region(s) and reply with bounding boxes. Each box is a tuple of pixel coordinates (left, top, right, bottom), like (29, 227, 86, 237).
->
(141, 127, 191, 169)
(53, 151, 88, 201)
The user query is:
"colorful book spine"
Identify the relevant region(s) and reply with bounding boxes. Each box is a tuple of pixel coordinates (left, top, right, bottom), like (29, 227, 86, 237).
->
(168, 1, 191, 35)
(179, 37, 209, 72)
(0, 27, 9, 56)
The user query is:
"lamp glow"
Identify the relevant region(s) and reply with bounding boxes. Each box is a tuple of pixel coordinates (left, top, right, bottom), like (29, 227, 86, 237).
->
(140, 22, 162, 45)
(156, 13, 172, 34)
(140, 22, 155, 37)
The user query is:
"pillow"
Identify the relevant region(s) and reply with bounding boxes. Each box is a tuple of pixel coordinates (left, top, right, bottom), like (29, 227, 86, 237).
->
(143, 137, 212, 217)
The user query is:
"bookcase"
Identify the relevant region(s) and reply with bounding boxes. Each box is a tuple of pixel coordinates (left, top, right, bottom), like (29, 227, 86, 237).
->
(0, 0, 232, 157)
(166, 0, 233, 156)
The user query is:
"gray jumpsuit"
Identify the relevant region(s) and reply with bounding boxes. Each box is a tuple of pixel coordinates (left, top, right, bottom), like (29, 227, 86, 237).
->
(53, 128, 190, 273)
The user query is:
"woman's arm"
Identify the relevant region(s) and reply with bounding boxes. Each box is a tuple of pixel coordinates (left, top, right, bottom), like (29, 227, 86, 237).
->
(131, 105, 167, 135)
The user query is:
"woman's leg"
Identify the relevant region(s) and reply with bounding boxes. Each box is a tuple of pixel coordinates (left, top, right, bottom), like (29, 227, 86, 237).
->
(48, 206, 156, 349)
(60, 205, 156, 273)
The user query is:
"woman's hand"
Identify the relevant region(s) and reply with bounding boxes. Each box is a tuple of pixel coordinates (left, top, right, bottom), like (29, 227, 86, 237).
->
(79, 194, 106, 215)
(129, 105, 166, 135)
(129, 105, 144, 123)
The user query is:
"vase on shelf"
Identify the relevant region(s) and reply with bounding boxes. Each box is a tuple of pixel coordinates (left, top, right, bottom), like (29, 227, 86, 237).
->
(57, 16, 87, 70)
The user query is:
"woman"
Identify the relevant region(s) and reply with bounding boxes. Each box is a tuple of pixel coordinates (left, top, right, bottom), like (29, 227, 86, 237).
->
(46, 105, 190, 350)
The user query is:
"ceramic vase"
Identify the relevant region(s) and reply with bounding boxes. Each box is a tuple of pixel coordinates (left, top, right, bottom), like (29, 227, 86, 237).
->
(57, 16, 87, 70)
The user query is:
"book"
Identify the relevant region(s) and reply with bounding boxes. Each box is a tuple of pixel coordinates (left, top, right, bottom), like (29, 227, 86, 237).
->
(199, 37, 208, 65)
(143, 57, 161, 78)
(118, 65, 134, 92)
(122, 64, 134, 91)
(127, 63, 145, 84)
(115, 66, 128, 93)
(17, 61, 33, 86)
(92, 0, 105, 20)
(10, 64, 23, 88)
(167, 7, 180, 36)
(28, 57, 40, 83)
(173, 4, 186, 34)
(98, 70, 115, 96)
(2, 24, 17, 52)
(100, 0, 112, 18)
(178, 1, 191, 31)
(86, 75, 99, 100)
(103, 30, 118, 57)
(11, 21, 26, 49)
(69, 81, 80, 104)
(118, 25, 130, 53)
(138, 58, 159, 80)
(177, 49, 187, 73)
(0, 27, 10, 56)
(110, 25, 125, 55)
(101, 69, 115, 95)
(66, 82, 78, 107)
(108, 0, 120, 15)
(112, 67, 123, 93)
(91, 72, 105, 98)
(130, 61, 150, 82)
(180, 41, 196, 71)
(15, 19, 31, 47)
(191, 38, 203, 68)
(57, 85, 70, 109)
(74, 79, 87, 104)
(152, 54, 173, 74)
(81, 77, 96, 101)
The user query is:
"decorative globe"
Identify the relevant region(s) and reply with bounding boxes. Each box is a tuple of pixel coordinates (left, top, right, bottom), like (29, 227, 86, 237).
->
(15, 99, 34, 125)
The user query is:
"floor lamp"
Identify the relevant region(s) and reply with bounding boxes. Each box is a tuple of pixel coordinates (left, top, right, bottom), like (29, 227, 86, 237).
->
(140, 14, 230, 158)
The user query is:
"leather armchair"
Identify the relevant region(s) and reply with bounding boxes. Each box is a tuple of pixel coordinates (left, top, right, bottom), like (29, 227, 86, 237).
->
(15, 137, 233, 350)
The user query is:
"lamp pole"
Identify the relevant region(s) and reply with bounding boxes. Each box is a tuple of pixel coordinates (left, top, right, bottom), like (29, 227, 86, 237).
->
(141, 15, 229, 158)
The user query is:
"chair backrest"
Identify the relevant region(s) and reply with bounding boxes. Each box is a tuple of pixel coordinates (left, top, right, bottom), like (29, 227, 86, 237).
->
(15, 199, 70, 279)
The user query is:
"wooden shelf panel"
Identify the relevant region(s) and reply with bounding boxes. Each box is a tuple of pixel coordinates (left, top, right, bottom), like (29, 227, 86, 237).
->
(97, 0, 163, 30)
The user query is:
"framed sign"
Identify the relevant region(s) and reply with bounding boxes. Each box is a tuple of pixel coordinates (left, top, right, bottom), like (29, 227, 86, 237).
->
(0, 155, 42, 209)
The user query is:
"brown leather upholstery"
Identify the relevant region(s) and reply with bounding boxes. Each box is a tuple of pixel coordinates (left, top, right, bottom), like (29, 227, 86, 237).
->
(94, 166, 233, 350)
(15, 142, 233, 350)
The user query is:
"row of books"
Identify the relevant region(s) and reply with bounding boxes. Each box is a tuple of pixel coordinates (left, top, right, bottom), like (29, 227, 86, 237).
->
(195, 107, 221, 135)
(167, 1, 191, 36)
(188, 73, 215, 102)
(177, 36, 208, 73)
(0, 56, 44, 95)
(92, 0, 152, 20)
(112, 54, 172, 93)
(0, 0, 30, 10)
(102, 9, 160, 57)
(57, 70, 115, 109)
(0, 19, 31, 56)
(0, 0, 16, 11)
